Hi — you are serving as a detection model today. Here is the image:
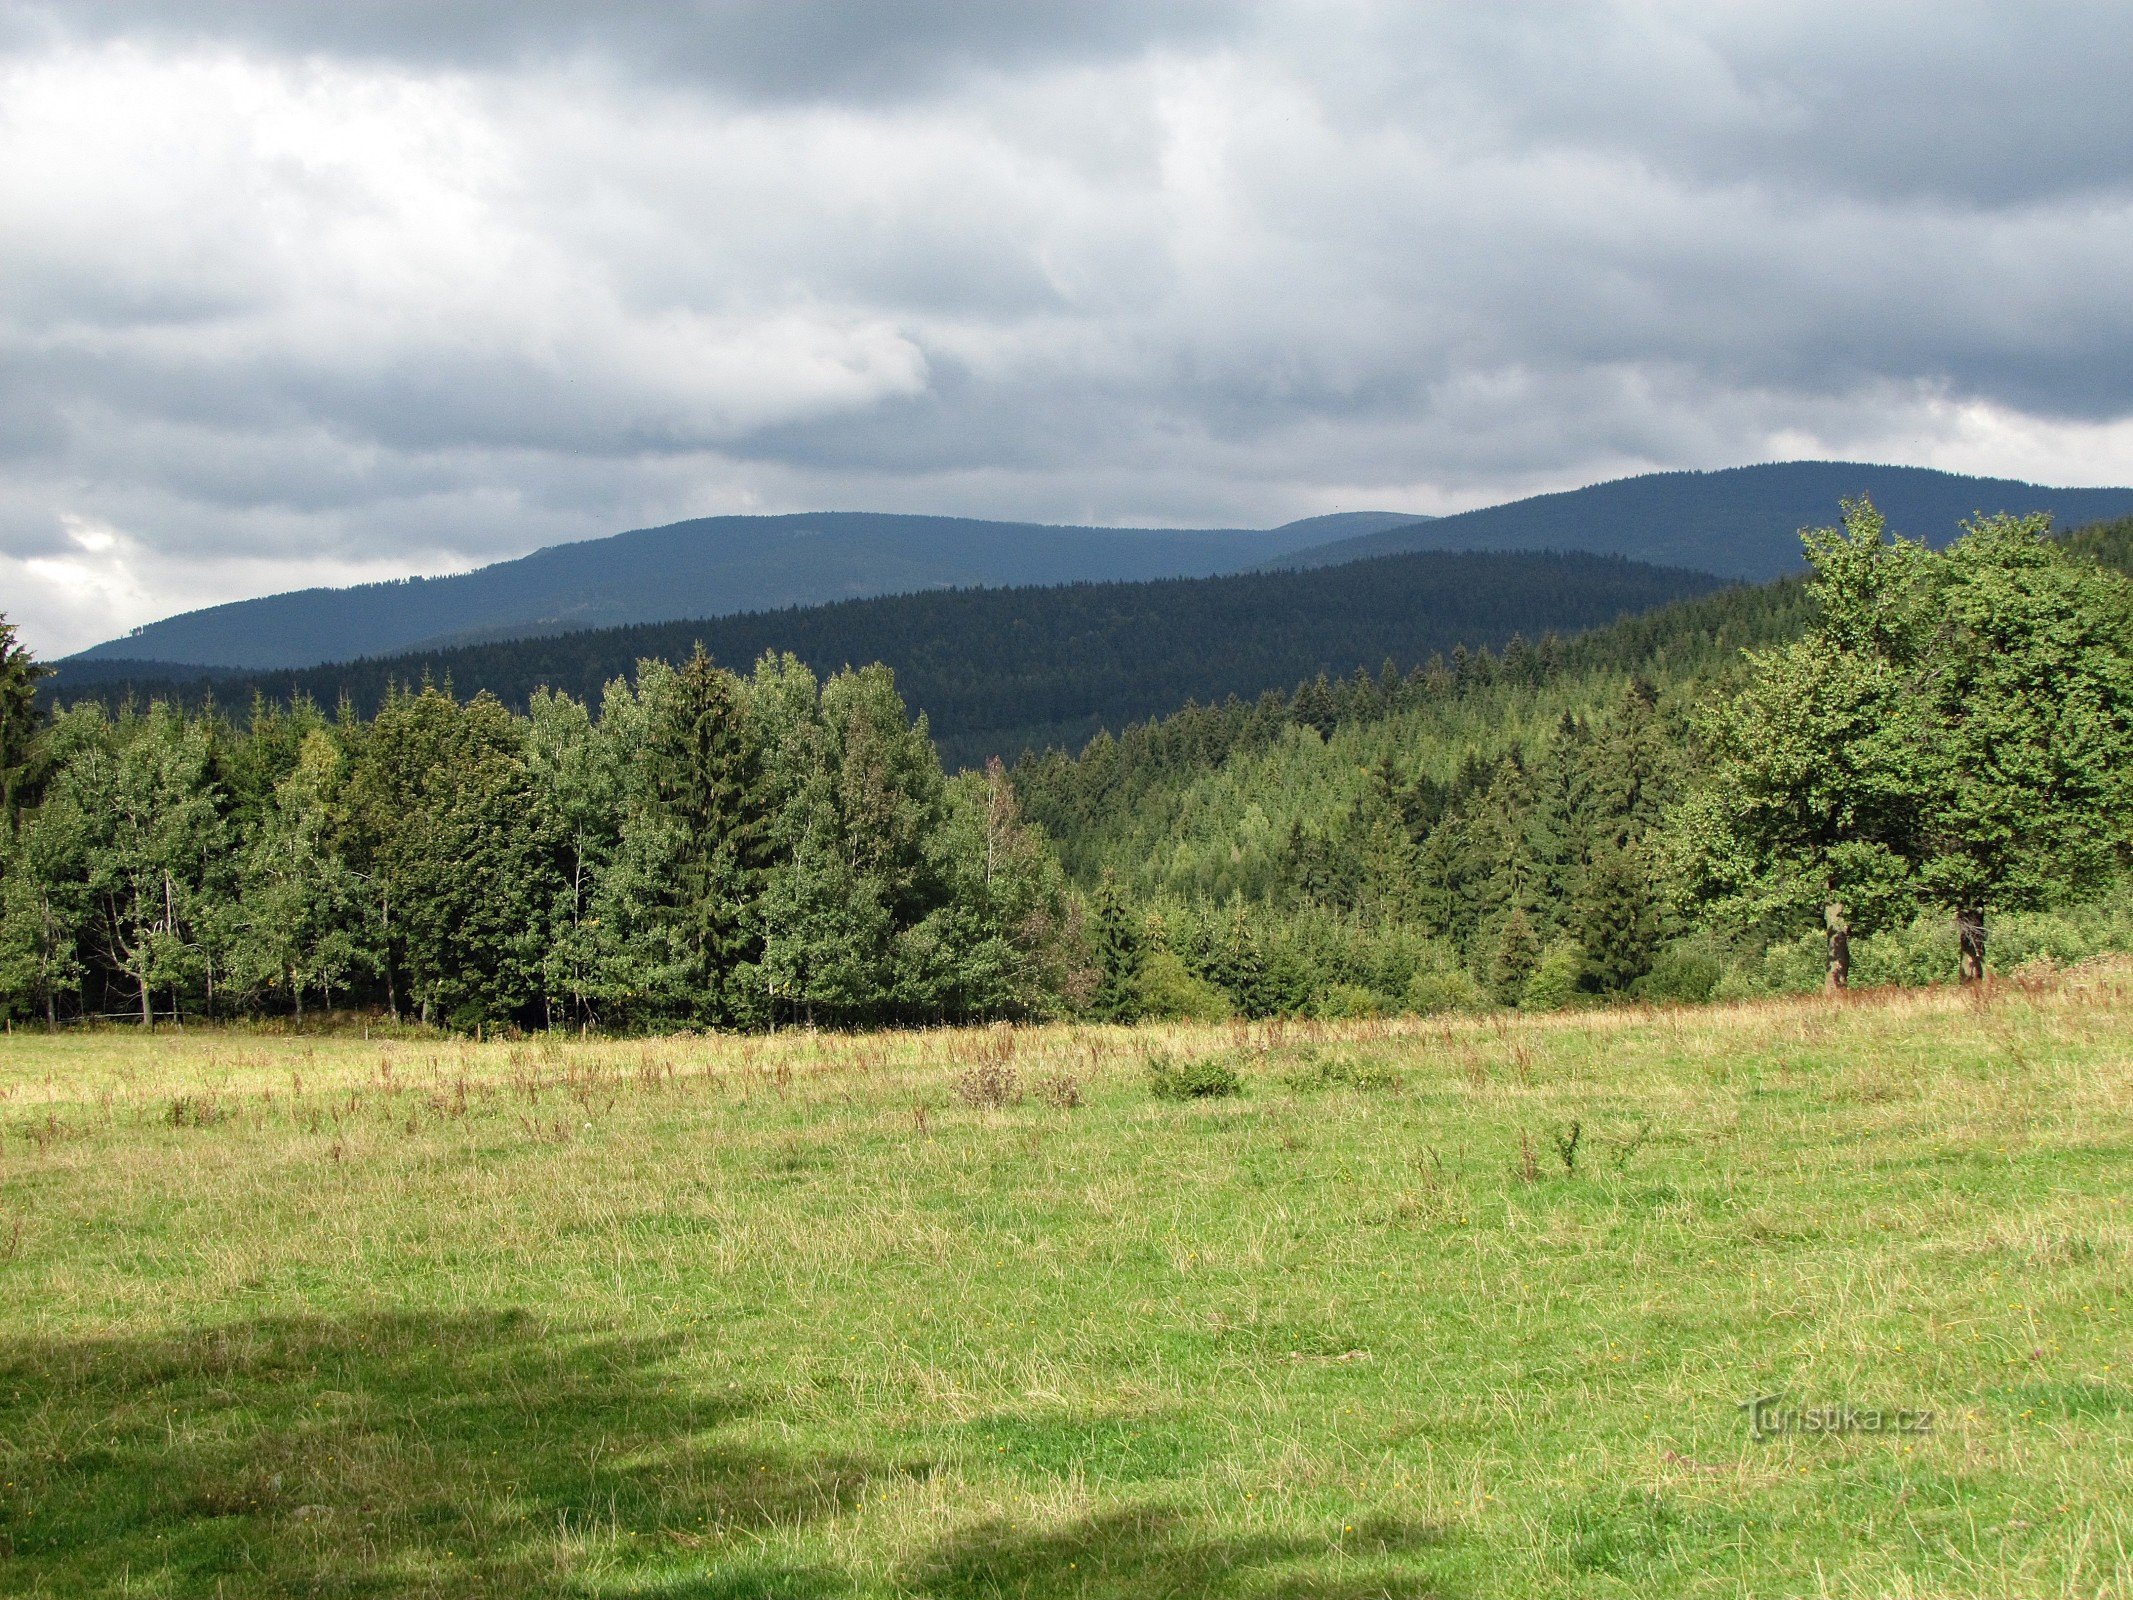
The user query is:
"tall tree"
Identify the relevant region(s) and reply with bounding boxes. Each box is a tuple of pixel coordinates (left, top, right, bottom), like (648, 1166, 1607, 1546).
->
(0, 614, 50, 824)
(81, 706, 229, 1025)
(0, 704, 101, 1021)
(232, 729, 370, 1019)
(1913, 514, 2133, 978)
(347, 687, 558, 1029)
(1671, 501, 1931, 989)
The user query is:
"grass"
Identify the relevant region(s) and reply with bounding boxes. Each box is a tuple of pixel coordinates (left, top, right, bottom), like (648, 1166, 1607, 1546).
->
(2, 970, 2130, 1597)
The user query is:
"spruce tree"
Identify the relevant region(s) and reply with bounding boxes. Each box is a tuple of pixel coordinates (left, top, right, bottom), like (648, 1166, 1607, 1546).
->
(658, 648, 775, 1020)
(0, 614, 50, 825)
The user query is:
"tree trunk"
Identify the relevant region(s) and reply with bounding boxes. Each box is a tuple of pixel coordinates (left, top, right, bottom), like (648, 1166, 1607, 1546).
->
(1957, 907, 1986, 984)
(382, 896, 400, 1022)
(292, 968, 304, 1024)
(1824, 901, 1851, 993)
(139, 970, 153, 1029)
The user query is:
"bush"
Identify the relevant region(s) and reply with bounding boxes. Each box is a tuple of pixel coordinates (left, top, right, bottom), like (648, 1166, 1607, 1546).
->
(1520, 939, 1588, 1011)
(952, 1063, 1022, 1109)
(1851, 916, 1958, 988)
(1991, 911, 2100, 971)
(1314, 983, 1390, 1020)
(1147, 1050, 1243, 1101)
(1133, 950, 1234, 1023)
(1757, 932, 1827, 996)
(1404, 963, 1488, 1016)
(1280, 1048, 1401, 1092)
(1634, 936, 1727, 1004)
(1034, 1071, 1082, 1108)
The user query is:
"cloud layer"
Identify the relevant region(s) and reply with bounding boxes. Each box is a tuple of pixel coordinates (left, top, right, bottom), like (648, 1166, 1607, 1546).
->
(5, 1, 2133, 653)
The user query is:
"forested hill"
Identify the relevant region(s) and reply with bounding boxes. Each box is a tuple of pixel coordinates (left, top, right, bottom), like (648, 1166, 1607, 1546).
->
(51, 547, 1723, 770)
(66, 509, 1421, 672)
(1276, 461, 2133, 580)
(1019, 514, 2133, 907)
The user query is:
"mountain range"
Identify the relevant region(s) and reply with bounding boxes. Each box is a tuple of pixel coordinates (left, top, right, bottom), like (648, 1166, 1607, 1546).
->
(1273, 461, 2133, 578)
(59, 461, 2133, 681)
(69, 509, 1423, 672)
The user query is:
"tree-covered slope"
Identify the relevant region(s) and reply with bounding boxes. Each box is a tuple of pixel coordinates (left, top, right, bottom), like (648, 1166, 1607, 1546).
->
(1276, 461, 2133, 580)
(52, 548, 1724, 769)
(67, 510, 1416, 672)
(1025, 515, 2133, 907)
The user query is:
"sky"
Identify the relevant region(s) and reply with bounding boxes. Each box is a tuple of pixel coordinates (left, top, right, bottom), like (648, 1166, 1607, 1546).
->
(5, 2, 2133, 656)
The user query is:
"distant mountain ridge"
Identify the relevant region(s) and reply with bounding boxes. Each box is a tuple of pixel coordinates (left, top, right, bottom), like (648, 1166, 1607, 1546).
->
(70, 509, 1425, 672)
(52, 546, 1722, 768)
(1272, 461, 2133, 579)
(69, 460, 2132, 675)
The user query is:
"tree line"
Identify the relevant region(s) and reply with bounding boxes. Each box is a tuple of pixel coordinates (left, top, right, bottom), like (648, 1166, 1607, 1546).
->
(0, 649, 1077, 1029)
(3, 504, 2128, 1031)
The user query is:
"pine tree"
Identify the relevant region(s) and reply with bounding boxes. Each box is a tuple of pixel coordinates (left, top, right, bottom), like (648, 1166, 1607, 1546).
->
(1486, 907, 1542, 1006)
(0, 614, 51, 825)
(1574, 843, 1660, 993)
(1088, 870, 1142, 1022)
(655, 649, 776, 1020)
(0, 705, 100, 1021)
(1208, 901, 1271, 1017)
(347, 687, 557, 1028)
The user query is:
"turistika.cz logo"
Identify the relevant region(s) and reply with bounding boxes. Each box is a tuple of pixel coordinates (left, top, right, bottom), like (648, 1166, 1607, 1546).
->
(1739, 1395, 1933, 1442)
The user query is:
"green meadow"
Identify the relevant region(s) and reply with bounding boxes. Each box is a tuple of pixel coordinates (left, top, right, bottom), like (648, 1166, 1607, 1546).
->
(3, 973, 2129, 1597)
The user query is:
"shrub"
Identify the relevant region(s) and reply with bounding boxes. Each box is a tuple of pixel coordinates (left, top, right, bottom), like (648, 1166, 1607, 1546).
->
(1634, 936, 1727, 1004)
(1991, 912, 2100, 971)
(1851, 916, 1958, 988)
(1315, 983, 1390, 1020)
(1758, 932, 1827, 995)
(952, 1063, 1022, 1109)
(1033, 1070, 1083, 1109)
(1404, 963, 1488, 1016)
(1133, 950, 1234, 1023)
(1520, 939, 1589, 1011)
(1147, 1050, 1243, 1101)
(1281, 1048, 1401, 1093)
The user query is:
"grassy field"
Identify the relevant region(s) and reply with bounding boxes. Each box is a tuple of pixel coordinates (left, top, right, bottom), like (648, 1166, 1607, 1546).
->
(3, 972, 2130, 1598)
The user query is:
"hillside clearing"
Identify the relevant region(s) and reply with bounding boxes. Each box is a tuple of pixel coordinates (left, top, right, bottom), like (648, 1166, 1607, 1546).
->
(3, 974, 2130, 1597)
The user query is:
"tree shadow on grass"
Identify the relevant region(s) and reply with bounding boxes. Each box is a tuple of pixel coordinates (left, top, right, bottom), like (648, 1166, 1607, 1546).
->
(906, 1505, 1454, 1600)
(0, 1309, 911, 1597)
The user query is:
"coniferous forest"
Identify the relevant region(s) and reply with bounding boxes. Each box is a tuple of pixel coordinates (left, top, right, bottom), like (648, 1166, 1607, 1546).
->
(3, 508, 2130, 1032)
(53, 546, 1724, 769)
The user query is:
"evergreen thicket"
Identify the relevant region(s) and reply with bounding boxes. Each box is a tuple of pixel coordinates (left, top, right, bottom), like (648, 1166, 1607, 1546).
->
(3, 510, 2129, 1031)
(0, 651, 1077, 1029)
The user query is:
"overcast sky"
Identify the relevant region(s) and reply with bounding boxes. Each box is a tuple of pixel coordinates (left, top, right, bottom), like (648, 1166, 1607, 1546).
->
(5, 2, 2133, 654)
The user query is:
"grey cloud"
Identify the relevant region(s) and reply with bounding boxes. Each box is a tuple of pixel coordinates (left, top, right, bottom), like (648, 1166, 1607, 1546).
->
(2, 0, 1250, 99)
(4, 1, 2133, 656)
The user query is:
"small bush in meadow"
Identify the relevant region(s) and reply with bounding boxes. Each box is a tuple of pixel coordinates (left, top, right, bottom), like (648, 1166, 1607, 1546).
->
(1033, 1070, 1083, 1109)
(952, 1063, 1022, 1110)
(1404, 963, 1489, 1016)
(1146, 1050, 1243, 1101)
(1281, 1049, 1402, 1093)
(1634, 936, 1727, 1004)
